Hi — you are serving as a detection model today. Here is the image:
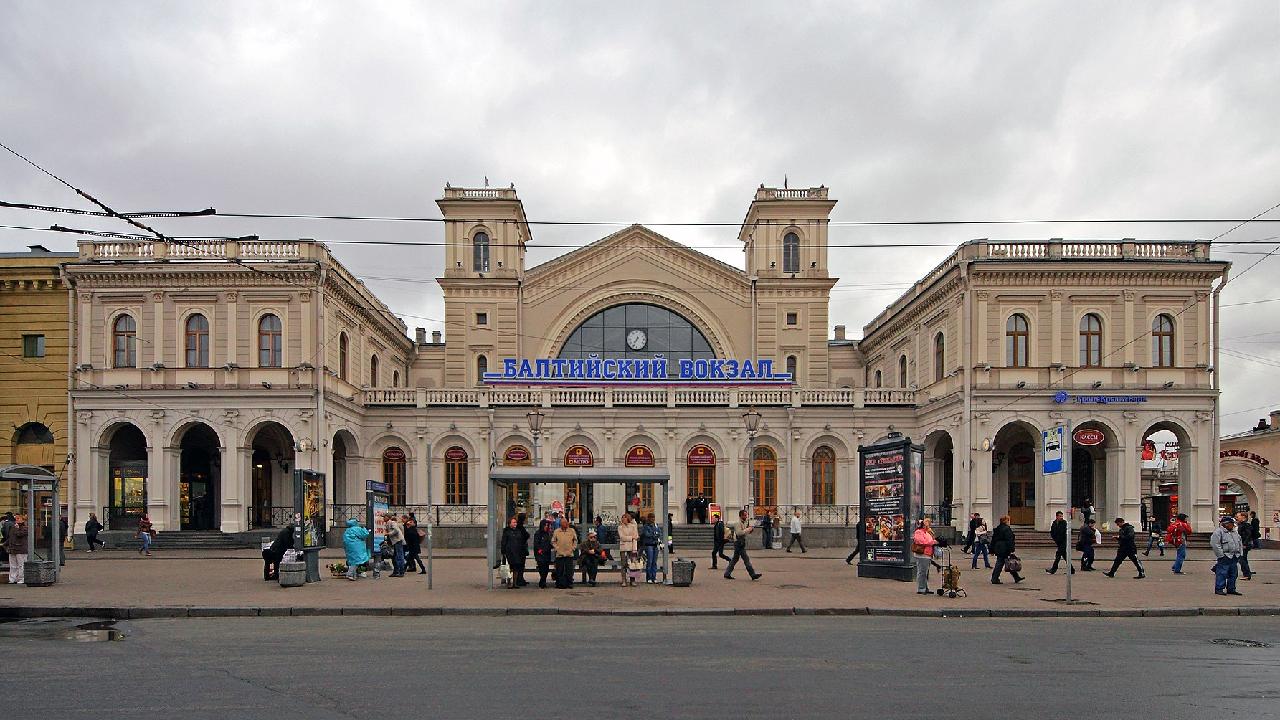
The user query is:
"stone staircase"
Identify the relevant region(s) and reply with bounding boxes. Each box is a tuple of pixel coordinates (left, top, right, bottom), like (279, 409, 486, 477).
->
(145, 530, 256, 551)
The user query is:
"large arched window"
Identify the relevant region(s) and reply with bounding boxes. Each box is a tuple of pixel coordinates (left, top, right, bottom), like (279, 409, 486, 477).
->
(1006, 314, 1029, 368)
(874, 369, 882, 388)
(392, 370, 400, 387)
(369, 355, 379, 387)
(558, 303, 712, 373)
(258, 314, 282, 367)
(752, 446, 778, 511)
(445, 447, 469, 504)
(1080, 313, 1103, 367)
(786, 355, 798, 380)
(899, 355, 908, 388)
(473, 231, 490, 272)
(687, 445, 715, 501)
(113, 314, 137, 368)
(933, 332, 945, 382)
(382, 447, 406, 505)
(1152, 314, 1175, 368)
(185, 314, 210, 367)
(476, 354, 488, 385)
(783, 232, 800, 273)
(812, 446, 835, 504)
(13, 422, 54, 470)
(338, 332, 349, 381)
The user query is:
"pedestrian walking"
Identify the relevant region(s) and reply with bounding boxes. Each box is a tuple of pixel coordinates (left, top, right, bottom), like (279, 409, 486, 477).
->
(1046, 511, 1072, 574)
(4, 515, 28, 584)
(1103, 517, 1145, 579)
(845, 516, 866, 565)
(970, 522, 992, 569)
(1143, 516, 1166, 557)
(760, 512, 773, 550)
(963, 512, 981, 554)
(989, 515, 1024, 584)
(403, 514, 427, 574)
(579, 529, 603, 586)
(712, 513, 732, 569)
(341, 518, 371, 580)
(500, 516, 528, 589)
(723, 509, 762, 581)
(384, 514, 407, 577)
(1166, 513, 1192, 574)
(136, 515, 154, 556)
(785, 509, 807, 553)
(84, 512, 105, 552)
(552, 517, 577, 589)
(1249, 511, 1261, 550)
(1235, 511, 1254, 580)
(911, 518, 938, 594)
(534, 518, 555, 588)
(1081, 499, 1094, 525)
(1077, 518, 1098, 570)
(261, 524, 295, 581)
(640, 513, 662, 584)
(1211, 515, 1244, 596)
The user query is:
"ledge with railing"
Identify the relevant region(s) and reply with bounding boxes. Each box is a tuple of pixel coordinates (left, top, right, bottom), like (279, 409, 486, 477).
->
(362, 386, 916, 408)
(767, 504, 861, 527)
(329, 504, 490, 528)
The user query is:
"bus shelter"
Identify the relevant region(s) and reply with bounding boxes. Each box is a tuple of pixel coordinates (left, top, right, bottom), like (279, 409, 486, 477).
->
(487, 466, 670, 590)
(0, 464, 61, 585)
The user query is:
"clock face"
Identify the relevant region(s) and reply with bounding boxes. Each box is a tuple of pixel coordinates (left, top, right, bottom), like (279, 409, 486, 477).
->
(626, 329, 648, 350)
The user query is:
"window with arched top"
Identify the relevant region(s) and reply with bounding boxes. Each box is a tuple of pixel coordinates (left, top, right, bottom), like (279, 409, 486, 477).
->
(382, 447, 406, 505)
(392, 370, 400, 387)
(1080, 313, 1103, 367)
(338, 333, 349, 380)
(812, 446, 835, 504)
(874, 369, 882, 388)
(446, 447, 469, 504)
(113, 314, 137, 368)
(258, 314, 282, 367)
(752, 446, 778, 510)
(476, 354, 488, 385)
(1152, 314, 1175, 368)
(783, 232, 800, 273)
(473, 231, 490, 272)
(370, 355, 379, 386)
(786, 355, 798, 380)
(899, 355, 908, 388)
(1006, 314, 1029, 367)
(933, 332, 945, 382)
(184, 314, 210, 367)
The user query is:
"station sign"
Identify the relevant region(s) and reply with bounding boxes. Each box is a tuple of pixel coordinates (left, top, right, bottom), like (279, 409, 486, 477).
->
(564, 445, 594, 467)
(1220, 448, 1269, 466)
(1043, 426, 1065, 474)
(624, 445, 655, 467)
(483, 355, 792, 385)
(687, 444, 716, 466)
(1053, 391, 1148, 405)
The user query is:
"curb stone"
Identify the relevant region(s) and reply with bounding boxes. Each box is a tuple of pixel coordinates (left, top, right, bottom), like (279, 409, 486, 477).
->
(187, 607, 257, 617)
(390, 607, 443, 616)
(128, 607, 189, 619)
(290, 607, 341, 616)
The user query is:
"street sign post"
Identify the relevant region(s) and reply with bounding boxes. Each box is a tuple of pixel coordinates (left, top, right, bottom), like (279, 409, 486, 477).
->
(1044, 423, 1073, 602)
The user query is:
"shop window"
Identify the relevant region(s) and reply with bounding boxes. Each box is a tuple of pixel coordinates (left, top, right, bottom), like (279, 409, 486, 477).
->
(113, 314, 137, 368)
(1080, 313, 1103, 367)
(22, 334, 45, 358)
(1152, 314, 1174, 368)
(258, 314, 282, 367)
(446, 447, 469, 504)
(1006, 314, 1029, 368)
(783, 232, 800, 273)
(812, 446, 835, 505)
(473, 231, 490, 272)
(382, 447, 406, 505)
(185, 314, 210, 368)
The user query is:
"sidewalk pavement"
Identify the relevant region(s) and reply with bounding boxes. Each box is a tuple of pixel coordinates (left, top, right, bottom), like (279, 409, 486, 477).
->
(1, 546, 1275, 619)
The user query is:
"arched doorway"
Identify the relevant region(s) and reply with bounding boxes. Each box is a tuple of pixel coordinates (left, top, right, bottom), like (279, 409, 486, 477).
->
(924, 431, 954, 524)
(177, 424, 220, 531)
(1069, 421, 1114, 521)
(107, 423, 148, 530)
(502, 443, 533, 519)
(752, 446, 778, 514)
(249, 422, 294, 528)
(991, 421, 1040, 527)
(1140, 421, 1192, 529)
(687, 444, 716, 509)
(332, 433, 350, 506)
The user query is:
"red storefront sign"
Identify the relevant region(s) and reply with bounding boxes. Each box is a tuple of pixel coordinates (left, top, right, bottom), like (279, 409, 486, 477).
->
(564, 445, 594, 467)
(444, 447, 467, 461)
(504, 445, 531, 465)
(383, 447, 406, 462)
(1074, 429, 1105, 446)
(625, 445, 655, 467)
(687, 444, 716, 466)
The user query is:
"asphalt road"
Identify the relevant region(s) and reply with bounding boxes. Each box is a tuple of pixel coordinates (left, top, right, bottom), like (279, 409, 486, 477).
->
(4, 616, 1277, 719)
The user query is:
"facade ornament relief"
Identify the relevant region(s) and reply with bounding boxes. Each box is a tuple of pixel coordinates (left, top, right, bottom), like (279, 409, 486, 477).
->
(77, 411, 93, 425)
(1123, 411, 1138, 423)
(1122, 290, 1136, 301)
(225, 291, 238, 302)
(151, 291, 164, 302)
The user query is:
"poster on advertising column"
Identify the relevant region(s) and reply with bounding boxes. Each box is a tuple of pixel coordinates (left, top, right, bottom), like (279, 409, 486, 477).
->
(857, 434, 923, 581)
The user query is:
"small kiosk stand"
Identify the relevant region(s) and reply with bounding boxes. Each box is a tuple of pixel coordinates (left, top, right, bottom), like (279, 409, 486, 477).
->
(0, 465, 61, 586)
(365, 480, 390, 578)
(292, 469, 326, 583)
(856, 434, 924, 582)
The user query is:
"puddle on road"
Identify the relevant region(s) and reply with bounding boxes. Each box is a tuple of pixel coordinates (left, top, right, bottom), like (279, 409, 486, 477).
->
(0, 617, 125, 642)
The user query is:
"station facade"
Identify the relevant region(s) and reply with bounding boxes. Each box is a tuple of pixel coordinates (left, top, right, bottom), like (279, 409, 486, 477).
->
(62, 184, 1230, 537)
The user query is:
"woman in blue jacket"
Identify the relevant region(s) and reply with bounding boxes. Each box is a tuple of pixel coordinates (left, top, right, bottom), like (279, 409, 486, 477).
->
(342, 518, 371, 581)
(640, 514, 662, 584)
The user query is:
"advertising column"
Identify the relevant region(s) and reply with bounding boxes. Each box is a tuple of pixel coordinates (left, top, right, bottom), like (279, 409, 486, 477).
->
(857, 435, 924, 581)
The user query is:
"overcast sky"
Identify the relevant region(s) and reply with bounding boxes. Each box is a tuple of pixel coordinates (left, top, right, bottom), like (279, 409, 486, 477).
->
(2, 2, 1278, 433)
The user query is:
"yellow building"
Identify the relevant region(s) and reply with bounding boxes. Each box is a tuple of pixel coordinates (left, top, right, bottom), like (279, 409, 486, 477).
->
(0, 245, 74, 529)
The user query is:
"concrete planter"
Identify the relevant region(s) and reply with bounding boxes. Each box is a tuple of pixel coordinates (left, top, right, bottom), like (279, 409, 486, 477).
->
(24, 560, 57, 587)
(278, 561, 306, 588)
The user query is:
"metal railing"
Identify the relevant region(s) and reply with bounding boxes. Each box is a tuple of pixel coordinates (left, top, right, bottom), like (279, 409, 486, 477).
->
(922, 503, 956, 526)
(329, 504, 489, 527)
(769, 504, 860, 526)
(364, 386, 916, 408)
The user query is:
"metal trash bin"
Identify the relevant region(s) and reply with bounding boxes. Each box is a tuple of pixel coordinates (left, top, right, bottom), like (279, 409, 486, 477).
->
(278, 561, 307, 587)
(24, 560, 57, 587)
(671, 558, 696, 587)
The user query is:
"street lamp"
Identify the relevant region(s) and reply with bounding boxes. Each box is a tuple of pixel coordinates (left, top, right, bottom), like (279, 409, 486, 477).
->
(526, 408, 545, 466)
(742, 406, 761, 518)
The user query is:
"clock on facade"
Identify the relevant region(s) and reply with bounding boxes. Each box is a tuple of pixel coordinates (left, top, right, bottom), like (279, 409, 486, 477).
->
(626, 328, 648, 350)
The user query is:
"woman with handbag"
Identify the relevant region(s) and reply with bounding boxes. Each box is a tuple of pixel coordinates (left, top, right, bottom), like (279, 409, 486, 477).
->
(137, 515, 155, 556)
(617, 511, 640, 587)
(533, 519, 555, 588)
(403, 514, 427, 574)
(989, 515, 1024, 584)
(500, 516, 528, 589)
(911, 518, 938, 594)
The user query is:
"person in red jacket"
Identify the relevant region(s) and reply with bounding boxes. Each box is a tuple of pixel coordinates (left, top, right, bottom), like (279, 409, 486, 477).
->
(1166, 513, 1192, 574)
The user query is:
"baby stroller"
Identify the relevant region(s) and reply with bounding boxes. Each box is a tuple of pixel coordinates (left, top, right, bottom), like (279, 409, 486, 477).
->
(935, 546, 966, 598)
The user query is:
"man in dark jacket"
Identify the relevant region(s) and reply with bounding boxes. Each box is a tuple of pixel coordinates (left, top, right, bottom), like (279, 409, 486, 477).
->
(1104, 517, 1145, 579)
(845, 516, 866, 565)
(760, 513, 773, 550)
(989, 516, 1024, 584)
(1235, 511, 1254, 580)
(1077, 518, 1097, 570)
(262, 525, 295, 581)
(684, 495, 696, 525)
(500, 516, 528, 588)
(1046, 511, 1072, 574)
(963, 512, 981, 553)
(711, 514, 731, 569)
(533, 519, 554, 588)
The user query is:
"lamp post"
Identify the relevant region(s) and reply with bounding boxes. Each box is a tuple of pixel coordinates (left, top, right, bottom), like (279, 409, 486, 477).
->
(526, 409, 544, 466)
(742, 407, 761, 518)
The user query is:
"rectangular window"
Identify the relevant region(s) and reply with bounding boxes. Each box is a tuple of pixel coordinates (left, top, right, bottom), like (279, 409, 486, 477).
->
(22, 334, 45, 358)
(476, 312, 488, 326)
(786, 312, 798, 326)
